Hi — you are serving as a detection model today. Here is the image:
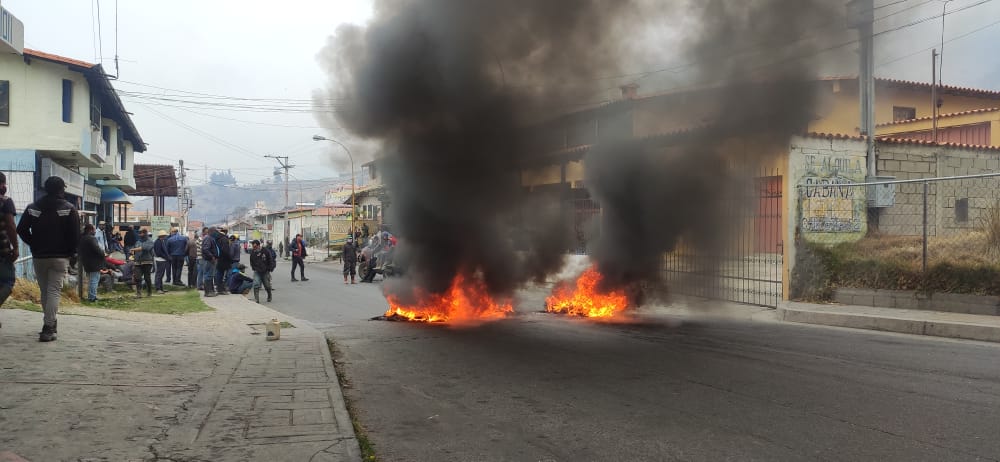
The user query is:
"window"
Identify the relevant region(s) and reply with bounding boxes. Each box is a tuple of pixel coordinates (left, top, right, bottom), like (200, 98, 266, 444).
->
(120, 142, 127, 170)
(892, 106, 916, 122)
(955, 198, 969, 223)
(102, 126, 111, 157)
(117, 133, 126, 170)
(61, 79, 73, 123)
(0, 80, 8, 125)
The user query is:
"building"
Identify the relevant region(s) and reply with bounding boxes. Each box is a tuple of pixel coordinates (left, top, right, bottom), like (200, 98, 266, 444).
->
(522, 77, 1000, 307)
(1, 21, 145, 228)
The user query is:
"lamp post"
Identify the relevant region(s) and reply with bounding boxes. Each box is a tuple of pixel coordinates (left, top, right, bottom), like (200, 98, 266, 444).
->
(312, 135, 355, 246)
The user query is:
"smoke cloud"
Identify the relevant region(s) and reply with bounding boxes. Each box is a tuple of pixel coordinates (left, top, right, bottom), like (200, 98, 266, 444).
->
(318, 0, 849, 302)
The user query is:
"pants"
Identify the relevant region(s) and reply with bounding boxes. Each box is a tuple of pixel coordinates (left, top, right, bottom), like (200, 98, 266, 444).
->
(135, 263, 153, 296)
(343, 260, 356, 278)
(34, 258, 68, 327)
(0, 259, 15, 307)
(188, 256, 198, 287)
(87, 271, 101, 301)
(253, 271, 272, 302)
(172, 256, 186, 285)
(200, 260, 216, 293)
(291, 256, 305, 279)
(154, 259, 169, 291)
(234, 280, 253, 294)
(216, 261, 231, 293)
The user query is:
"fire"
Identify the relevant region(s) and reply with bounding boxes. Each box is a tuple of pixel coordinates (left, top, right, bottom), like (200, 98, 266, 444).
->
(384, 273, 514, 323)
(546, 266, 628, 318)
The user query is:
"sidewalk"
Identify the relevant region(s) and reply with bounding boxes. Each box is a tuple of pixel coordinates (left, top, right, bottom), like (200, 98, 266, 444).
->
(779, 301, 1000, 343)
(0, 294, 359, 461)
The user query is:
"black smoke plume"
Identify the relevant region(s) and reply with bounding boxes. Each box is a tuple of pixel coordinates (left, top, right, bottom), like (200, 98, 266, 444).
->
(319, 0, 848, 303)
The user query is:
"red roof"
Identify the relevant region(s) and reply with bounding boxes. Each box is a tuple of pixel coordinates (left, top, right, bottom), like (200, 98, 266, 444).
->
(877, 107, 1000, 127)
(804, 132, 867, 141)
(876, 136, 1000, 152)
(23, 49, 96, 69)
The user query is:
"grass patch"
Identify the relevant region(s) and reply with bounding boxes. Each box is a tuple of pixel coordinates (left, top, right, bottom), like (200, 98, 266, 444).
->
(279, 321, 295, 328)
(82, 286, 212, 314)
(327, 338, 378, 461)
(792, 231, 1000, 301)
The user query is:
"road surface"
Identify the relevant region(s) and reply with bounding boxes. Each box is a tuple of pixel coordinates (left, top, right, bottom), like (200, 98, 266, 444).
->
(266, 260, 1000, 462)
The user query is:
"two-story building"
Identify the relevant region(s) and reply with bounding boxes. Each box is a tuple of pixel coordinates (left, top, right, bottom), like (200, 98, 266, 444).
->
(1, 37, 144, 225)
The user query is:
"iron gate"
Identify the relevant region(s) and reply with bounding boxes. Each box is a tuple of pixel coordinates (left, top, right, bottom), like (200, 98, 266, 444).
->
(661, 174, 784, 308)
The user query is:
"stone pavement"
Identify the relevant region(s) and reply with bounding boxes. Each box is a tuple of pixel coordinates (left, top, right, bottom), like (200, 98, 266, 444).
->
(0, 294, 359, 462)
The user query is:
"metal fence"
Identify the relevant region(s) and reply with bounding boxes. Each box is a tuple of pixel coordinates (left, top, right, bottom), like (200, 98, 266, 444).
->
(796, 172, 1000, 275)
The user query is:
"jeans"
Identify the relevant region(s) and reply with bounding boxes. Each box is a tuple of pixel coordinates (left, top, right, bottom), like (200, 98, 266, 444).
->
(172, 255, 186, 285)
(188, 256, 198, 287)
(291, 256, 305, 280)
(33, 258, 69, 327)
(135, 263, 153, 296)
(200, 259, 216, 292)
(87, 271, 101, 301)
(154, 259, 169, 291)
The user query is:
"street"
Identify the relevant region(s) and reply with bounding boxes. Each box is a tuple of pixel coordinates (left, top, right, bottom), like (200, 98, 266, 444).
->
(267, 260, 1000, 462)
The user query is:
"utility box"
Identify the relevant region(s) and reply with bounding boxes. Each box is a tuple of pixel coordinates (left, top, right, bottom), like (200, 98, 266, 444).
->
(867, 176, 896, 208)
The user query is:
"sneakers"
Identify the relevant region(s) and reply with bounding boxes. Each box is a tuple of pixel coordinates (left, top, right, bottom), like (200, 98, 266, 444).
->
(302, 277, 309, 281)
(291, 277, 298, 282)
(39, 324, 56, 342)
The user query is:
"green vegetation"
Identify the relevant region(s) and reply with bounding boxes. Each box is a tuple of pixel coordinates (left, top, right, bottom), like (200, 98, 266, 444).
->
(792, 231, 1000, 301)
(81, 285, 212, 314)
(327, 339, 378, 461)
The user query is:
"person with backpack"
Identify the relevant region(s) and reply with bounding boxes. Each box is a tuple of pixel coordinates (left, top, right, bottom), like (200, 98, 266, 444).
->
(0, 172, 19, 329)
(289, 234, 308, 282)
(17, 176, 80, 342)
(249, 240, 273, 303)
(214, 227, 233, 294)
(200, 227, 221, 297)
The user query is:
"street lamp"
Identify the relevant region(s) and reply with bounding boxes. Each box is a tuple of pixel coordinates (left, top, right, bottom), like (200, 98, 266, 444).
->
(313, 135, 355, 247)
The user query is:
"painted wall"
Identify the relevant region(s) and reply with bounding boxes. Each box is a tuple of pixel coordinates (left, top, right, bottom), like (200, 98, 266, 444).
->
(788, 136, 869, 245)
(0, 52, 92, 154)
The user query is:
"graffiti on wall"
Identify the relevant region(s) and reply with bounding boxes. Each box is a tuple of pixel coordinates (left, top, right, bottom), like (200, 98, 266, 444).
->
(796, 153, 867, 240)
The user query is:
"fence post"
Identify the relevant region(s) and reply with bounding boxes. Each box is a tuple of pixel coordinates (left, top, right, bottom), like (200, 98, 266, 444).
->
(922, 180, 928, 273)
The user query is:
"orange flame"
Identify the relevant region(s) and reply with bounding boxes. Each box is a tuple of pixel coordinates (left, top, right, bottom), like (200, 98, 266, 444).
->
(546, 266, 628, 318)
(384, 273, 514, 323)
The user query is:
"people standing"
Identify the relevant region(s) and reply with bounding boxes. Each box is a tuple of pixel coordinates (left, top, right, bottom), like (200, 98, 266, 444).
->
(290, 234, 308, 282)
(131, 228, 154, 298)
(16, 176, 80, 342)
(79, 223, 105, 303)
(167, 227, 188, 287)
(186, 231, 198, 288)
(278, 241, 284, 259)
(153, 230, 170, 294)
(195, 227, 208, 290)
(200, 227, 220, 297)
(342, 235, 358, 284)
(229, 234, 242, 271)
(95, 221, 109, 254)
(362, 222, 370, 242)
(249, 240, 273, 303)
(123, 225, 138, 252)
(0, 173, 19, 327)
(213, 227, 232, 295)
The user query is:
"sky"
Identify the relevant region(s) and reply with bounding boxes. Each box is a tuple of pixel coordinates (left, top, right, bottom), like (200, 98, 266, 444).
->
(4, 0, 1000, 189)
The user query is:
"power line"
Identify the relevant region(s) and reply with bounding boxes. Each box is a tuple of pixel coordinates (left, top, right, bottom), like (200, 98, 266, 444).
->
(877, 13, 1000, 68)
(95, 0, 104, 64)
(134, 102, 260, 159)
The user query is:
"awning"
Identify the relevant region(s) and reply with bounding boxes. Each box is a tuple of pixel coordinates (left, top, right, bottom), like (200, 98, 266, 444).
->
(100, 187, 133, 204)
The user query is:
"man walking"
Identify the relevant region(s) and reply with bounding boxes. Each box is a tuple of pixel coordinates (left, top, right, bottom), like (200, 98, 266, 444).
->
(0, 172, 19, 328)
(290, 234, 308, 281)
(131, 228, 154, 298)
(17, 176, 80, 342)
(167, 227, 188, 287)
(200, 227, 220, 297)
(249, 240, 273, 303)
(153, 229, 170, 294)
(79, 224, 105, 302)
(342, 235, 358, 284)
(278, 241, 284, 259)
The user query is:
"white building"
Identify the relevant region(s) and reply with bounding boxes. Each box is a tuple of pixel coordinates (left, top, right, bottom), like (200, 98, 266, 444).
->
(0, 13, 144, 225)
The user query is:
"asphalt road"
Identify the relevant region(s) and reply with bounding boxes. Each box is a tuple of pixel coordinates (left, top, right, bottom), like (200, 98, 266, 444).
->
(266, 259, 1000, 462)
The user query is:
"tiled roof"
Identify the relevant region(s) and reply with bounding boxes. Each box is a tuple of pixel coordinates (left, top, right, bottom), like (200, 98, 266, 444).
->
(23, 49, 96, 69)
(877, 107, 1000, 127)
(803, 132, 867, 141)
(876, 136, 1000, 152)
(132, 164, 179, 197)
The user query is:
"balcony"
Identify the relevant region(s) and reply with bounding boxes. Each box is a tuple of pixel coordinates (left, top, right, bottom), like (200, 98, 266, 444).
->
(89, 128, 107, 164)
(88, 152, 123, 181)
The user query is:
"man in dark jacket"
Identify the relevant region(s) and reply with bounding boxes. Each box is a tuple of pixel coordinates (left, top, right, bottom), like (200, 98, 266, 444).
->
(200, 227, 221, 297)
(342, 235, 358, 284)
(185, 232, 198, 288)
(229, 234, 242, 270)
(290, 234, 308, 282)
(167, 227, 188, 287)
(79, 223, 105, 302)
(131, 228, 155, 298)
(153, 230, 170, 294)
(123, 225, 138, 251)
(214, 228, 232, 294)
(0, 172, 19, 326)
(249, 240, 273, 303)
(17, 176, 80, 342)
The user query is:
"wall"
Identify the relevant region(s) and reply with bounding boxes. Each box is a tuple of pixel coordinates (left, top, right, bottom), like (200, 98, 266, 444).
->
(0, 53, 91, 154)
(876, 142, 1000, 237)
(788, 135, 869, 244)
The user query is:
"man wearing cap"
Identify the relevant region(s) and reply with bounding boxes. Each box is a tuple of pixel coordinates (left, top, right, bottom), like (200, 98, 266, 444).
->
(17, 176, 81, 342)
(167, 227, 188, 287)
(249, 240, 273, 303)
(341, 235, 358, 284)
(153, 229, 170, 294)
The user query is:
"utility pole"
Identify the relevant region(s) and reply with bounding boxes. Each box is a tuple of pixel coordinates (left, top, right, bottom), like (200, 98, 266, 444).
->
(848, 0, 876, 179)
(177, 160, 191, 233)
(265, 155, 294, 247)
(931, 49, 938, 143)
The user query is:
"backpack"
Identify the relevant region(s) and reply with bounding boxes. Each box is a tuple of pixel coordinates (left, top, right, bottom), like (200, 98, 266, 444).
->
(216, 234, 232, 261)
(267, 248, 277, 271)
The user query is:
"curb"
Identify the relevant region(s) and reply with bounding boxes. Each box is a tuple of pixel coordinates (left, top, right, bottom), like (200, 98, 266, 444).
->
(777, 307, 1000, 343)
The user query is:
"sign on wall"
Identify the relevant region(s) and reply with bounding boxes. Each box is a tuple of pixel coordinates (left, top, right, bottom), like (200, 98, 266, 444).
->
(794, 148, 868, 243)
(83, 183, 102, 205)
(150, 216, 172, 236)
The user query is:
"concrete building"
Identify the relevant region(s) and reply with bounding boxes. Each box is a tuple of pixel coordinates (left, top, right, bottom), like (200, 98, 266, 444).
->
(0, 42, 145, 225)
